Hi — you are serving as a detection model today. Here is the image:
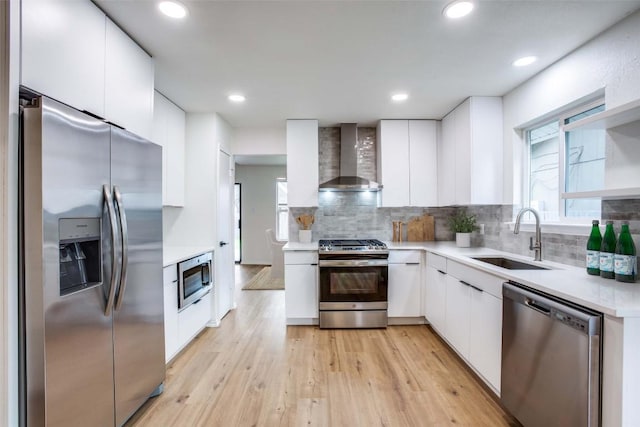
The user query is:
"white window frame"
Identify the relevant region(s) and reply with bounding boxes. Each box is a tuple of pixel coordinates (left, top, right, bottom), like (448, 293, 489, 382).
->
(275, 178, 288, 241)
(521, 99, 605, 228)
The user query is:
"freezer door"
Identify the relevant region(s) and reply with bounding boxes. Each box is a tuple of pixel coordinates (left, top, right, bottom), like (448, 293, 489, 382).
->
(22, 96, 115, 426)
(110, 127, 165, 425)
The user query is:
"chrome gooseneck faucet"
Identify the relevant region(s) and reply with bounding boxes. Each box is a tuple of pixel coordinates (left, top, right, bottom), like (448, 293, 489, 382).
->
(514, 207, 542, 261)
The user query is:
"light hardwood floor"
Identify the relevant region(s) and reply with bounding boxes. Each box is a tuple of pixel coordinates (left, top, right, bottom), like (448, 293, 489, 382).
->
(127, 265, 519, 426)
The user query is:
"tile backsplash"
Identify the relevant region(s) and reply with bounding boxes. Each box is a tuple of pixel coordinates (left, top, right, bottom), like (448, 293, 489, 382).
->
(290, 199, 640, 268)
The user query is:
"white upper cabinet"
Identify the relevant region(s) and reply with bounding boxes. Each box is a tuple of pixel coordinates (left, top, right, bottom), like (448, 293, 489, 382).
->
(438, 97, 503, 206)
(378, 120, 438, 207)
(287, 120, 319, 207)
(409, 120, 438, 207)
(21, 0, 106, 116)
(153, 92, 186, 207)
(105, 19, 154, 140)
(21, 0, 154, 139)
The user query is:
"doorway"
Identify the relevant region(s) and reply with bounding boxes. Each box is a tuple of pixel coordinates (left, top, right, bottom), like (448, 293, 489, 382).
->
(234, 183, 241, 263)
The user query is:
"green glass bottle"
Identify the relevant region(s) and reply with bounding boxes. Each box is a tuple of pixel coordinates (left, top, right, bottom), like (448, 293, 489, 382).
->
(615, 222, 637, 283)
(600, 221, 616, 279)
(586, 220, 602, 275)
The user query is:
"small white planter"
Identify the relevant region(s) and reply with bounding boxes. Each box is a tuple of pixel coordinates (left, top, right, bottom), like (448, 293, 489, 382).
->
(299, 230, 312, 243)
(456, 232, 471, 248)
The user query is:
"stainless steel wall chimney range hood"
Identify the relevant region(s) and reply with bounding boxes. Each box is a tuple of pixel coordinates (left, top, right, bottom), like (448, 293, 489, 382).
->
(318, 123, 382, 192)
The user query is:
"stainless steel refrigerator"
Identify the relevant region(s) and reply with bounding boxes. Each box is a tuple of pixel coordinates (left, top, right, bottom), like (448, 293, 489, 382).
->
(19, 94, 165, 426)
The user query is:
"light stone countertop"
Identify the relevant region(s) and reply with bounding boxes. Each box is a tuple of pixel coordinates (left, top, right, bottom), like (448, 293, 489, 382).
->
(386, 241, 640, 318)
(163, 245, 216, 267)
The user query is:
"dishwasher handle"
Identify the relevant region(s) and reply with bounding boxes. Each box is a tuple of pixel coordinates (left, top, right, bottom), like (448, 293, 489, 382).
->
(525, 297, 551, 316)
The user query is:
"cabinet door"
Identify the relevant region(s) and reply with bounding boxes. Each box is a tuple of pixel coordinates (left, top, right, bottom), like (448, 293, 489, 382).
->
(177, 292, 211, 347)
(469, 97, 503, 204)
(444, 274, 471, 358)
(469, 289, 502, 392)
(286, 120, 318, 207)
(438, 112, 456, 206)
(388, 263, 422, 317)
(105, 18, 154, 139)
(163, 268, 179, 363)
(21, 0, 106, 116)
(409, 120, 438, 207)
(425, 266, 447, 333)
(284, 264, 318, 318)
(378, 120, 410, 207)
(454, 99, 472, 204)
(153, 92, 186, 207)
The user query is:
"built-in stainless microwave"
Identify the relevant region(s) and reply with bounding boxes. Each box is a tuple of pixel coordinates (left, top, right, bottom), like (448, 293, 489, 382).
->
(178, 252, 213, 311)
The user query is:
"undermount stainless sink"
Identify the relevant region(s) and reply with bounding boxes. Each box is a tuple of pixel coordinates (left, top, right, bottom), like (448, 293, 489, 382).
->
(470, 256, 551, 271)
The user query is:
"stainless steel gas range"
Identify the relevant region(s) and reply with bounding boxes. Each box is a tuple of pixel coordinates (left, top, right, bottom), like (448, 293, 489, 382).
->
(318, 239, 389, 328)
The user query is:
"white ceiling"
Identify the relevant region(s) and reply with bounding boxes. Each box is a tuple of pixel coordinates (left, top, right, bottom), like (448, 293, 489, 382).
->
(95, 0, 640, 128)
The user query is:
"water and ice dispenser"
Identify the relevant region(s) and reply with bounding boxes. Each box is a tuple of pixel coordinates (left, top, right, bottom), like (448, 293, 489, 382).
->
(59, 218, 102, 296)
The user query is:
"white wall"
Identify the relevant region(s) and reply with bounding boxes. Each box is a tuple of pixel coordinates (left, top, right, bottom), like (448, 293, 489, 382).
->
(1, 1, 21, 424)
(503, 9, 640, 205)
(235, 165, 286, 265)
(163, 113, 232, 248)
(233, 127, 286, 155)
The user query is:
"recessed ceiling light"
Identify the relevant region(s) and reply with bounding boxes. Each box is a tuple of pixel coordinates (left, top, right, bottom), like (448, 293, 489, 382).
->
(443, 1, 475, 19)
(391, 93, 409, 102)
(228, 94, 246, 103)
(513, 56, 538, 67)
(158, 1, 188, 19)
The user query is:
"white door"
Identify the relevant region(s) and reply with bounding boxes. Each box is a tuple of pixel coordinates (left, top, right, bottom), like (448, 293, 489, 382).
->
(217, 150, 235, 320)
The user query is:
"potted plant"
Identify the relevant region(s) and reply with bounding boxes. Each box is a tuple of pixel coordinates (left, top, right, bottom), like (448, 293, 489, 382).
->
(448, 211, 477, 247)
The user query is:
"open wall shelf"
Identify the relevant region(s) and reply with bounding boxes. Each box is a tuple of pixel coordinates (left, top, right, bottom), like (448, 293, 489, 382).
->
(562, 188, 640, 200)
(563, 99, 640, 132)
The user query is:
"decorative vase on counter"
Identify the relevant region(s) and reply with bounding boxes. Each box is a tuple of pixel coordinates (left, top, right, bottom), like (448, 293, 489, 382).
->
(299, 230, 312, 243)
(456, 232, 471, 248)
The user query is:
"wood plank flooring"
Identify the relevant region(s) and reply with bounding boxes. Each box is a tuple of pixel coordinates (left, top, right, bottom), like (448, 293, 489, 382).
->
(127, 265, 519, 427)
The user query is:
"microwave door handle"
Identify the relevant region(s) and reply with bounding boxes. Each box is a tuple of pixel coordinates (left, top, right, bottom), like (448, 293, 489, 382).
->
(201, 264, 210, 285)
(113, 186, 129, 311)
(103, 185, 120, 316)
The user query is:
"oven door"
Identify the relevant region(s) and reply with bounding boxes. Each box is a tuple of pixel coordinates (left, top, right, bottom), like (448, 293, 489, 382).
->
(318, 259, 388, 305)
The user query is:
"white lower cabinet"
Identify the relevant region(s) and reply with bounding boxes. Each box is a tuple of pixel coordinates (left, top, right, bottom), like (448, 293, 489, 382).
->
(444, 275, 471, 356)
(434, 256, 504, 394)
(424, 254, 447, 333)
(163, 263, 211, 363)
(388, 251, 422, 318)
(178, 292, 211, 346)
(284, 251, 318, 323)
(469, 289, 502, 391)
(163, 266, 179, 363)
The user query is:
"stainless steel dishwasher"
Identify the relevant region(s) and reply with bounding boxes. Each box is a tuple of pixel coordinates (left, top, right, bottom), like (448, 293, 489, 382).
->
(502, 282, 602, 427)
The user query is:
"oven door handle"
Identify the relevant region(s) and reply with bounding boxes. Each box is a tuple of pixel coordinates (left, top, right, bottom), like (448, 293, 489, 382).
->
(319, 260, 389, 267)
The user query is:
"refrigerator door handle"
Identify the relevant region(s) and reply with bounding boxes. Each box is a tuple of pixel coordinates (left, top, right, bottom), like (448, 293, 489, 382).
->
(103, 184, 120, 316)
(113, 185, 129, 311)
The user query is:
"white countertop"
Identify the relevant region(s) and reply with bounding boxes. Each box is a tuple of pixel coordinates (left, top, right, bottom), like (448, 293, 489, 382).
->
(387, 241, 640, 318)
(163, 245, 216, 267)
(283, 241, 318, 251)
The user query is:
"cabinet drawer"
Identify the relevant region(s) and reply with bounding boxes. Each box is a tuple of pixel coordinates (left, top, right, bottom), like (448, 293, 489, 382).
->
(427, 253, 447, 271)
(447, 260, 504, 299)
(389, 250, 421, 264)
(163, 265, 177, 284)
(284, 251, 318, 265)
(178, 292, 211, 345)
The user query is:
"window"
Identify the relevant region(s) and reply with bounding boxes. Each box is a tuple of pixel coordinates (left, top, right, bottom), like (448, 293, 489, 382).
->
(276, 179, 288, 241)
(526, 101, 605, 222)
